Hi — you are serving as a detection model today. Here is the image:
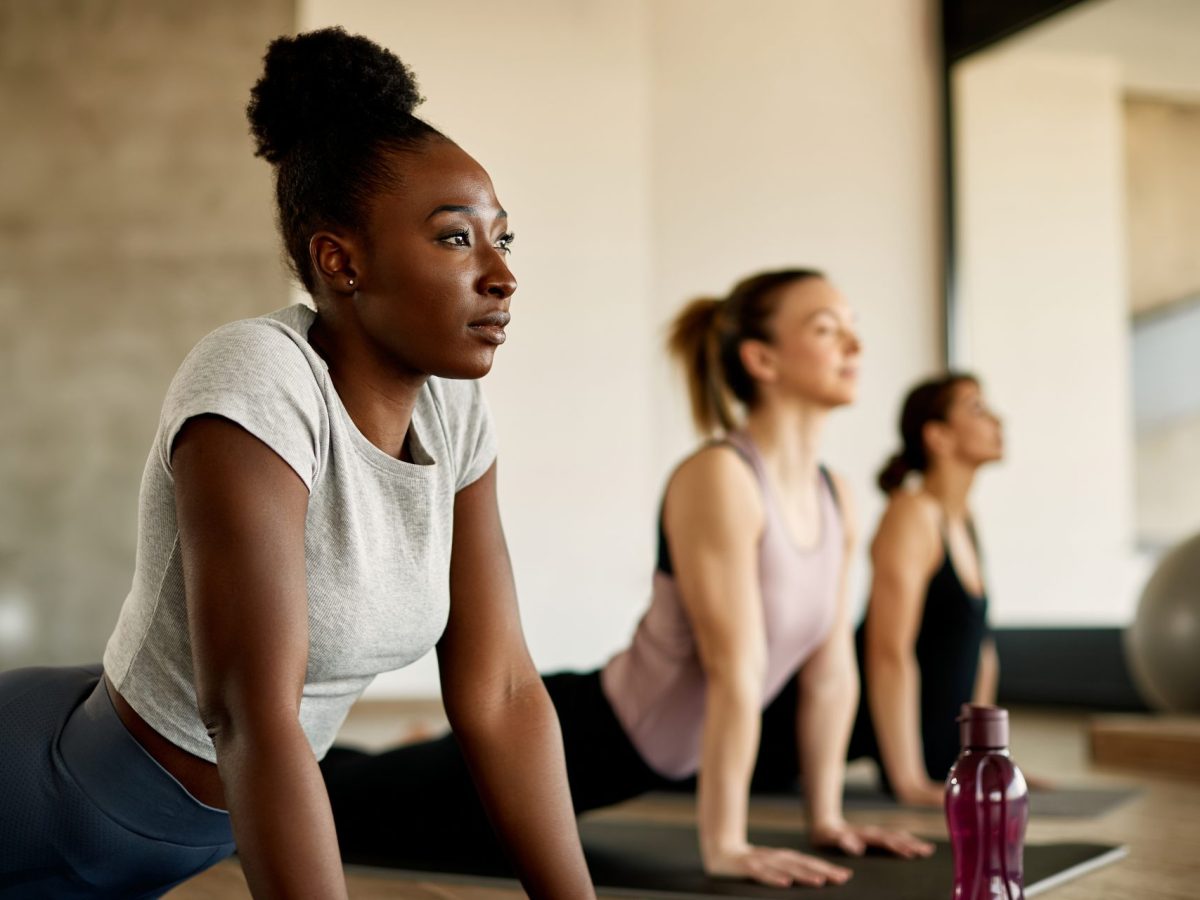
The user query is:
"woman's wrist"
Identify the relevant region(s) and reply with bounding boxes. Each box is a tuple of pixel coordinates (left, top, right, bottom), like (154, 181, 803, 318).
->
(809, 814, 847, 836)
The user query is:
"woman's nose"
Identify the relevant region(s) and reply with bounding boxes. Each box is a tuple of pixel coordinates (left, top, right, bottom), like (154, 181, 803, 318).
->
(480, 256, 517, 299)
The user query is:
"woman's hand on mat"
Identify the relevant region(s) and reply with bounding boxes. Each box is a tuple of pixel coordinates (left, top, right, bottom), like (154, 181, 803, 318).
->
(809, 820, 935, 859)
(705, 844, 852, 889)
(894, 779, 946, 808)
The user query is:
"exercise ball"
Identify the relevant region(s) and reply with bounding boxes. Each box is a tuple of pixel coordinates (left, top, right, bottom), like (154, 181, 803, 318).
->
(1125, 530, 1200, 712)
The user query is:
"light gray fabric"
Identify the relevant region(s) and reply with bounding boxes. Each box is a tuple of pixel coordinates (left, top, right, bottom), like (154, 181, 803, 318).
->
(103, 304, 496, 763)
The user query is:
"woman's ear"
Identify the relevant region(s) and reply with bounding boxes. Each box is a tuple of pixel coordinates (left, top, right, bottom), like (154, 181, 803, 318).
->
(309, 231, 362, 296)
(922, 419, 954, 461)
(738, 338, 777, 384)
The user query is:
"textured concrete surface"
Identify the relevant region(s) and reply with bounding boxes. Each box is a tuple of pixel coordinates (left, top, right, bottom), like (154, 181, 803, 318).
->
(0, 0, 295, 666)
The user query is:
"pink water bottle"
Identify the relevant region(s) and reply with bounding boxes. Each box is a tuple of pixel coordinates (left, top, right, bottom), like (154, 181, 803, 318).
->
(945, 704, 1029, 899)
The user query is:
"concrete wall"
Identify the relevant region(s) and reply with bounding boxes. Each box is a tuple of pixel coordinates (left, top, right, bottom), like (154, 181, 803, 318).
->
(0, 0, 294, 666)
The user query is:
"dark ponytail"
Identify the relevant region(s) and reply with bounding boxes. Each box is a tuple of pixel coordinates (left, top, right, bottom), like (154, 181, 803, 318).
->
(667, 268, 825, 435)
(877, 372, 979, 493)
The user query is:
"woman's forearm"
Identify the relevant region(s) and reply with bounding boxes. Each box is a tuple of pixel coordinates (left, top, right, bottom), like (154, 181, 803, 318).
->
(697, 676, 762, 863)
(866, 651, 931, 794)
(972, 638, 998, 706)
(213, 717, 348, 900)
(453, 678, 594, 900)
(797, 661, 857, 828)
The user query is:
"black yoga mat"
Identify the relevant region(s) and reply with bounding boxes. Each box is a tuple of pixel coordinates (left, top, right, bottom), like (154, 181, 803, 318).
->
(652, 784, 1140, 819)
(349, 819, 1126, 898)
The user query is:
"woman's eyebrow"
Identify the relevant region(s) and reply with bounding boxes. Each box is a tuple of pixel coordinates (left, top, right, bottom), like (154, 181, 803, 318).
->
(425, 204, 508, 221)
(802, 307, 842, 324)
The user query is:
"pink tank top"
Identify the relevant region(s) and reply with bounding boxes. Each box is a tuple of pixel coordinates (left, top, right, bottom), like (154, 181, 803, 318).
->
(600, 431, 844, 779)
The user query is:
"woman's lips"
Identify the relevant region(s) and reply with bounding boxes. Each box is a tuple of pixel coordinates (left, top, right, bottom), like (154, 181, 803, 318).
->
(469, 324, 507, 344)
(469, 311, 510, 345)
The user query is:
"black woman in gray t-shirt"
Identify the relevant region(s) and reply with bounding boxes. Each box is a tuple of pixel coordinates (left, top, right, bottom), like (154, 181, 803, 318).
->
(0, 27, 593, 900)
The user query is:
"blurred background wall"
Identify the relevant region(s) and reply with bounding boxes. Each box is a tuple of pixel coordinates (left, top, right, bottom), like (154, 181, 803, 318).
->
(0, 0, 295, 668)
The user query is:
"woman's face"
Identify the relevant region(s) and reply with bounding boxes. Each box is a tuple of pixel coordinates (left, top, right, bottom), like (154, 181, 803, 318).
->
(942, 380, 1004, 466)
(759, 277, 861, 409)
(351, 140, 517, 380)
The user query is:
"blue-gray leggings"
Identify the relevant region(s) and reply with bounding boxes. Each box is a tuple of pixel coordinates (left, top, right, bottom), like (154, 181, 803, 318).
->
(0, 665, 235, 899)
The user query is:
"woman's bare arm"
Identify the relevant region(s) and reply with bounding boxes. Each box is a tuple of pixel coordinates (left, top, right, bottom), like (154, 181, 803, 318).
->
(863, 492, 944, 807)
(667, 448, 851, 889)
(174, 414, 348, 899)
(436, 462, 594, 900)
(796, 473, 859, 831)
(800, 475, 933, 858)
(972, 638, 999, 706)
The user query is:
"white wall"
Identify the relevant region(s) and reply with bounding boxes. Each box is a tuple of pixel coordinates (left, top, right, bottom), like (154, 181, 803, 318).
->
(299, 0, 941, 695)
(954, 51, 1147, 624)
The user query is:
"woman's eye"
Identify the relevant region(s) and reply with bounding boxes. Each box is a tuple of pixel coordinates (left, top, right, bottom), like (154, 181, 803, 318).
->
(496, 232, 515, 254)
(441, 231, 471, 247)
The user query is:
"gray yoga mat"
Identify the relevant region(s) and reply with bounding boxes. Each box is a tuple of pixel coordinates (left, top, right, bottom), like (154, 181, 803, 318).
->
(651, 784, 1140, 819)
(846, 785, 1138, 819)
(350, 819, 1126, 898)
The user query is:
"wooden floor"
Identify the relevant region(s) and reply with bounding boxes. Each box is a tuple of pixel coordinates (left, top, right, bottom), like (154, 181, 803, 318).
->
(167, 704, 1200, 899)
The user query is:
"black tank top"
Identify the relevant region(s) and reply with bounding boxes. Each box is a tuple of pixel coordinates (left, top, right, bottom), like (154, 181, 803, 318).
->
(851, 522, 990, 782)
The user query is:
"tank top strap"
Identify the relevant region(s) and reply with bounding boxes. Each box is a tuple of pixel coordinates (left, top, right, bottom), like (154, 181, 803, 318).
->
(818, 464, 839, 516)
(720, 430, 768, 481)
(655, 433, 759, 576)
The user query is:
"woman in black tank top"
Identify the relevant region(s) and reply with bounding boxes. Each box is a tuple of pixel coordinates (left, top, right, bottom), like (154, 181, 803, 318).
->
(847, 373, 1002, 806)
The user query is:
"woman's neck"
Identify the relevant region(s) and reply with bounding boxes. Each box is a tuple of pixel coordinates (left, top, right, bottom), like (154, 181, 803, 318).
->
(744, 401, 827, 492)
(922, 461, 976, 520)
(308, 308, 426, 460)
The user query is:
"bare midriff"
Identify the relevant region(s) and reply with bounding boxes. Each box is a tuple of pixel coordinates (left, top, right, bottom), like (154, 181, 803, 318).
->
(104, 674, 228, 810)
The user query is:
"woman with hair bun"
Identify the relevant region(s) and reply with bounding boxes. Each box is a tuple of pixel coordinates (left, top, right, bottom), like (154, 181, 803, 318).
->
(849, 373, 1002, 807)
(322, 269, 932, 889)
(0, 28, 593, 899)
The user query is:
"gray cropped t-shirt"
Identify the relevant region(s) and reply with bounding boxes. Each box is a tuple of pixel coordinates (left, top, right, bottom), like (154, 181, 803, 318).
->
(103, 304, 496, 763)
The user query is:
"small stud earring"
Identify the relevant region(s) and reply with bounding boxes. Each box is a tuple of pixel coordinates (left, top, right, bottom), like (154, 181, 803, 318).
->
(347, 279, 355, 288)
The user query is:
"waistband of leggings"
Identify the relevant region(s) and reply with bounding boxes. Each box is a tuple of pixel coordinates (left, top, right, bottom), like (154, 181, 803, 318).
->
(58, 676, 234, 847)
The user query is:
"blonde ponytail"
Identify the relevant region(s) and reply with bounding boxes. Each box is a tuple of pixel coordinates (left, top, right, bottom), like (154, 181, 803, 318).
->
(668, 297, 738, 435)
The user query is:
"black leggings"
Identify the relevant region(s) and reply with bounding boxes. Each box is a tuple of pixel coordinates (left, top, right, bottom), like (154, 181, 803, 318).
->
(754, 674, 961, 794)
(750, 673, 878, 792)
(319, 670, 672, 867)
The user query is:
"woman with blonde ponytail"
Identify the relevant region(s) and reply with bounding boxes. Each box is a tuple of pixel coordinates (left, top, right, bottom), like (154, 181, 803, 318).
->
(318, 268, 931, 890)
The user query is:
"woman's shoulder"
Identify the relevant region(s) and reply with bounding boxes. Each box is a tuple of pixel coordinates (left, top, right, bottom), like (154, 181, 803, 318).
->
(874, 487, 942, 558)
(675, 439, 757, 487)
(664, 439, 763, 525)
(158, 307, 330, 489)
(423, 377, 496, 492)
(182, 306, 320, 373)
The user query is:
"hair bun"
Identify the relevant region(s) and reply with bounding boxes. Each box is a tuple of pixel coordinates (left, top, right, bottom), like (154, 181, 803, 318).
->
(247, 27, 424, 164)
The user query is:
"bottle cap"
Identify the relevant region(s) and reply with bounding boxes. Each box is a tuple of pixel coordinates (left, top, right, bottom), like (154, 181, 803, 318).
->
(958, 703, 1009, 749)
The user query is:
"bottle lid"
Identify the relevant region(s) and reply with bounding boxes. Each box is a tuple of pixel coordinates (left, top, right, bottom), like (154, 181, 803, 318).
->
(958, 703, 1009, 749)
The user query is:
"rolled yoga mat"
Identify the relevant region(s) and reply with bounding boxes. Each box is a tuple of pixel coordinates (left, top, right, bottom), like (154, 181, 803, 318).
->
(348, 819, 1126, 898)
